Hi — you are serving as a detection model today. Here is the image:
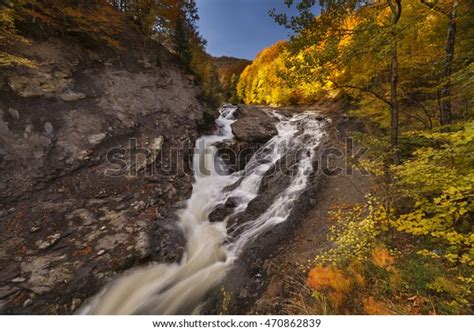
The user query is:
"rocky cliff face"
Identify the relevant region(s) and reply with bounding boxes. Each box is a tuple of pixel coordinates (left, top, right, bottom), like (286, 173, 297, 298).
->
(0, 38, 213, 314)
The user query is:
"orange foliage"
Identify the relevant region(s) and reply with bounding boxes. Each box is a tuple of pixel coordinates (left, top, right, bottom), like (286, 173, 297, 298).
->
(307, 266, 352, 309)
(371, 247, 395, 270)
(362, 296, 391, 315)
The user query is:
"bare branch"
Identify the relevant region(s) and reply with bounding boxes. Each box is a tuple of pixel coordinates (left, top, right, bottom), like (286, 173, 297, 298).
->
(330, 80, 393, 108)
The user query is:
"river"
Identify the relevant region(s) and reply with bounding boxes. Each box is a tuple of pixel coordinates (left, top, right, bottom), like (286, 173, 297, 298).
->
(80, 106, 326, 314)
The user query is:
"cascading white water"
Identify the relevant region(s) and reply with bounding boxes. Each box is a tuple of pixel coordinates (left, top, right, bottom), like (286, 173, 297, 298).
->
(80, 106, 325, 315)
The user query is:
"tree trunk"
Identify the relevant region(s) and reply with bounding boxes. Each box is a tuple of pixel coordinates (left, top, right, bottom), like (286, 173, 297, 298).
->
(389, 1, 402, 164)
(440, 0, 458, 127)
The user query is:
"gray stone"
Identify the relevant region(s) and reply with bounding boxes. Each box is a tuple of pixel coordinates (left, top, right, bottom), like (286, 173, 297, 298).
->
(0, 111, 9, 134)
(88, 133, 107, 145)
(231, 105, 277, 143)
(136, 136, 164, 171)
(70, 298, 82, 311)
(36, 233, 61, 250)
(60, 91, 86, 102)
(10, 277, 26, 283)
(23, 299, 33, 307)
(0, 286, 17, 299)
(8, 70, 71, 98)
(23, 124, 34, 139)
(8, 108, 20, 120)
(44, 122, 54, 135)
(96, 233, 128, 251)
(21, 254, 71, 294)
(30, 226, 42, 233)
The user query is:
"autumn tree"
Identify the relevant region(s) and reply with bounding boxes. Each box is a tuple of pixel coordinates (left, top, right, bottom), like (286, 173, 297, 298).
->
(271, 0, 405, 162)
(421, 0, 457, 127)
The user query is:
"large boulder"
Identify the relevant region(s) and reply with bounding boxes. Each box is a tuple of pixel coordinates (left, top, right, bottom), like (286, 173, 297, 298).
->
(215, 105, 278, 173)
(231, 105, 277, 143)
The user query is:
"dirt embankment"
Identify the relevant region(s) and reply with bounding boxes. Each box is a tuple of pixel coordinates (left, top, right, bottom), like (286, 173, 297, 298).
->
(0, 36, 214, 314)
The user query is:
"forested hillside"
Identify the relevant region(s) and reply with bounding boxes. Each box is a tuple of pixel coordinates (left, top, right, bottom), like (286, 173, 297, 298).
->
(211, 56, 251, 104)
(238, 0, 473, 314)
(0, 0, 225, 105)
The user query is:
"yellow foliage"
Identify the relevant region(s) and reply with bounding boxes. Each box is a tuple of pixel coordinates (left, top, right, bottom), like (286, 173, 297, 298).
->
(313, 196, 392, 267)
(392, 123, 474, 265)
(237, 40, 329, 105)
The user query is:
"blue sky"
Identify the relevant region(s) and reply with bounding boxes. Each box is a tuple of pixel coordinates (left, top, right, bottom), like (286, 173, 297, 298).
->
(195, 0, 306, 60)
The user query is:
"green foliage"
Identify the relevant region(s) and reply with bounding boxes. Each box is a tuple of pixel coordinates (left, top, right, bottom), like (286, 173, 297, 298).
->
(395, 254, 473, 314)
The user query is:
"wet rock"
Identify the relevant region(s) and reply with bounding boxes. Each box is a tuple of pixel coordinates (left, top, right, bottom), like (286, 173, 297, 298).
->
(225, 197, 238, 208)
(209, 204, 231, 223)
(209, 198, 238, 223)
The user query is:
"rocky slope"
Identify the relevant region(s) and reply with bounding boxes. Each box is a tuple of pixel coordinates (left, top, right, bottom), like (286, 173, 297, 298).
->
(0, 37, 214, 314)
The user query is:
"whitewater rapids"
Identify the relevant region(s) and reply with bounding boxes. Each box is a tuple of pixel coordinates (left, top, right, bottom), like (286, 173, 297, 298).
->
(80, 106, 325, 314)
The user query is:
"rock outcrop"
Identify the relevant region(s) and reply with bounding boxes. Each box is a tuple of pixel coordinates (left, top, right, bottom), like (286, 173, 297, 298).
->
(0, 38, 213, 314)
(215, 105, 278, 173)
(231, 105, 277, 143)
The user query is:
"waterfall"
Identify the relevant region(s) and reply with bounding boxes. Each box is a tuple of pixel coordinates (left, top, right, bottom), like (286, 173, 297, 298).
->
(80, 106, 325, 315)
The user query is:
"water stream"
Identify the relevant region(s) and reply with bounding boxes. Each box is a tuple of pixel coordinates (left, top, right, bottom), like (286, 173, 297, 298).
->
(80, 106, 325, 314)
